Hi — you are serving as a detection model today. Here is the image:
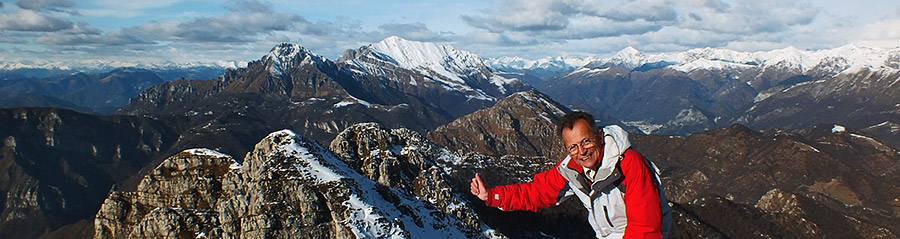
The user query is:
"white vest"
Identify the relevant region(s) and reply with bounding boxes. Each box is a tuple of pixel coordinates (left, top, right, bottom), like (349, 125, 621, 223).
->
(556, 125, 672, 239)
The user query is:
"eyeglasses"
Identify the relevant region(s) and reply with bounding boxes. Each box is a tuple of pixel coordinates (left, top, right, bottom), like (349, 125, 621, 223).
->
(566, 137, 597, 155)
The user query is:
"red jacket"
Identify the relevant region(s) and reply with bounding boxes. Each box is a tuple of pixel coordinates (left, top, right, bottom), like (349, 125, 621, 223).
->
(484, 149, 664, 239)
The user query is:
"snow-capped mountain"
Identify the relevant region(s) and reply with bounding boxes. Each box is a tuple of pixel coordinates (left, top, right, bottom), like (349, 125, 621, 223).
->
(486, 55, 595, 81)
(366, 36, 487, 81)
(579, 45, 900, 76)
(540, 44, 900, 142)
(263, 43, 331, 77)
(340, 36, 530, 102)
(338, 36, 531, 118)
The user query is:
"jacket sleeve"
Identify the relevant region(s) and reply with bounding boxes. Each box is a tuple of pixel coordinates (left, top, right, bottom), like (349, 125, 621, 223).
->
(484, 163, 569, 212)
(620, 150, 663, 239)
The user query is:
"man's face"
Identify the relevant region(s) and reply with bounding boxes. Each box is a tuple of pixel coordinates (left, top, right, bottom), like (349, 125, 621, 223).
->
(561, 119, 601, 170)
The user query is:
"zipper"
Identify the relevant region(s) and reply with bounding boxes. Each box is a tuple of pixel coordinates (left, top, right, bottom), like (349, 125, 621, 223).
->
(603, 205, 614, 227)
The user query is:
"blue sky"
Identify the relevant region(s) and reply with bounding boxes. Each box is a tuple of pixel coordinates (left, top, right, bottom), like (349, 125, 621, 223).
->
(1, 0, 898, 69)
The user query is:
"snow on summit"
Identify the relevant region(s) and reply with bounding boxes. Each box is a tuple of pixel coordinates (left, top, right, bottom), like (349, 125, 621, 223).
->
(264, 43, 327, 76)
(576, 45, 900, 74)
(259, 129, 495, 238)
(342, 36, 524, 102)
(369, 36, 486, 74)
(364, 36, 491, 87)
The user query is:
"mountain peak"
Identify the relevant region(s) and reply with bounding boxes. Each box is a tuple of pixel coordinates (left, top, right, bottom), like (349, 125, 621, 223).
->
(367, 36, 483, 70)
(617, 46, 642, 55)
(264, 43, 327, 76)
(586, 46, 647, 69)
(265, 43, 318, 61)
(340, 36, 527, 103)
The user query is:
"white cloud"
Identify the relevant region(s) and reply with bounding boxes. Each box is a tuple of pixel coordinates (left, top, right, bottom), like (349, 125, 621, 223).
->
(853, 18, 900, 49)
(10, 0, 458, 63)
(0, 9, 74, 31)
(377, 22, 455, 42)
(458, 0, 822, 53)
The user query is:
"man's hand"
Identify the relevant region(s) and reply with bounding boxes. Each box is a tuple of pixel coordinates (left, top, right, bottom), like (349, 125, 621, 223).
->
(470, 173, 488, 201)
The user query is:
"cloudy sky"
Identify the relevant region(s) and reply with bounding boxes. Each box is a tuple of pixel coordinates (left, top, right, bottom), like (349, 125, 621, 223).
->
(1, 0, 898, 68)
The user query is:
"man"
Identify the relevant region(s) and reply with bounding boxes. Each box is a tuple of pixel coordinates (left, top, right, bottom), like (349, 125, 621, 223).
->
(470, 111, 671, 239)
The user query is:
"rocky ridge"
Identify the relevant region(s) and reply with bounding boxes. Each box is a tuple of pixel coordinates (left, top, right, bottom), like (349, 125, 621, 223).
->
(94, 127, 502, 238)
(427, 90, 571, 161)
(119, 42, 455, 144)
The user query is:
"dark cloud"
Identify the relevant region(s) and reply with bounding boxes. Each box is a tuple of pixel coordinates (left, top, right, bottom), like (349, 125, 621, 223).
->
(0, 31, 39, 44)
(461, 14, 568, 32)
(595, 5, 678, 22)
(689, 12, 703, 21)
(36, 22, 151, 46)
(0, 10, 73, 31)
(111, 0, 316, 44)
(16, 0, 78, 15)
(174, 13, 305, 42)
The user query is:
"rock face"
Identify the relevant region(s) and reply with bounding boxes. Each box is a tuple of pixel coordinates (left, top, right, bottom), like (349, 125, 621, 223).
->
(329, 123, 487, 234)
(0, 108, 178, 239)
(94, 128, 501, 239)
(94, 149, 235, 239)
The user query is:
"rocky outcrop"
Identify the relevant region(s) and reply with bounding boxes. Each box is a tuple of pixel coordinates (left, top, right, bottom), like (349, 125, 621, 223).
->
(330, 123, 488, 234)
(94, 149, 236, 238)
(94, 129, 501, 239)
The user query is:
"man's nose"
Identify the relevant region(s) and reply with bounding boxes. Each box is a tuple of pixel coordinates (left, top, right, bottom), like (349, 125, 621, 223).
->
(576, 146, 588, 155)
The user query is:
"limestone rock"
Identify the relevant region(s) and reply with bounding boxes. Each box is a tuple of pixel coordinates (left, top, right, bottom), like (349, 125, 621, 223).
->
(95, 129, 502, 239)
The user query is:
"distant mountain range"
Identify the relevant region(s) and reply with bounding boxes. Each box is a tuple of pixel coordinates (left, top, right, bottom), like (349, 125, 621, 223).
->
(485, 56, 596, 84)
(536, 45, 900, 149)
(0, 66, 225, 114)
